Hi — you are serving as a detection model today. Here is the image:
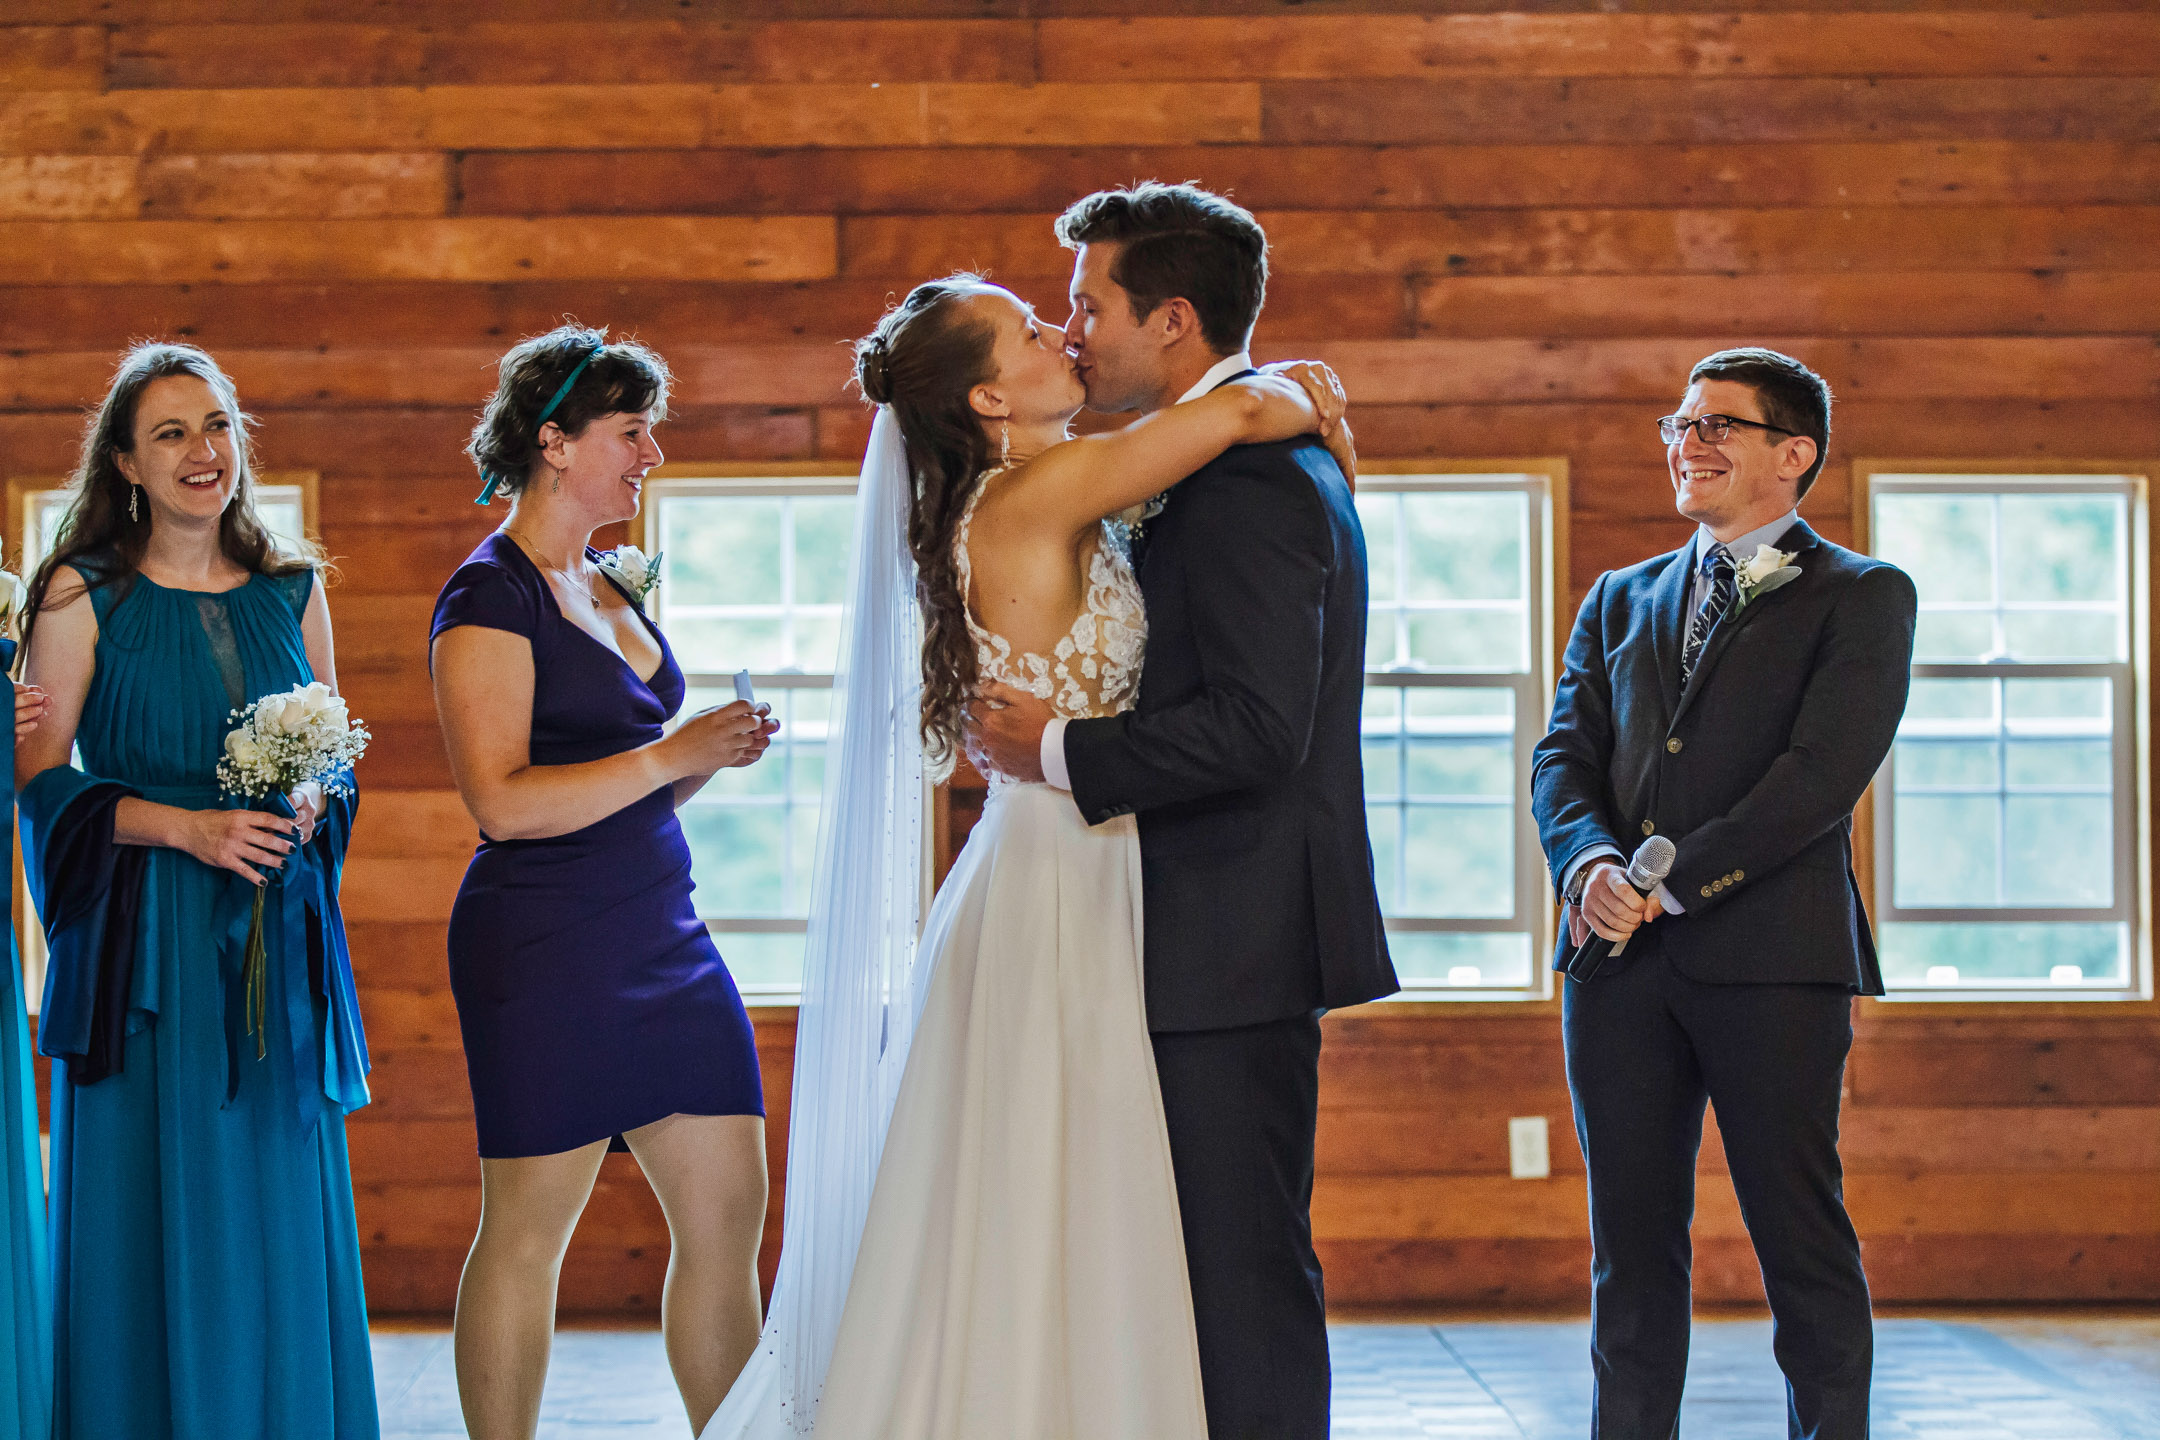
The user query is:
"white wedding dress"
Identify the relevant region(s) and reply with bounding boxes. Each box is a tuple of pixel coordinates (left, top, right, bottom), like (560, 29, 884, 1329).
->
(807, 476, 1208, 1440)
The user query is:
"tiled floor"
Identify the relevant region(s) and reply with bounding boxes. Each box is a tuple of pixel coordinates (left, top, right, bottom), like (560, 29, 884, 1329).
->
(373, 1311, 2160, 1438)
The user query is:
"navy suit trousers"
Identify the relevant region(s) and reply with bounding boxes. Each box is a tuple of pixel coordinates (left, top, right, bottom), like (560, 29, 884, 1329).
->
(1563, 951, 1873, 1440)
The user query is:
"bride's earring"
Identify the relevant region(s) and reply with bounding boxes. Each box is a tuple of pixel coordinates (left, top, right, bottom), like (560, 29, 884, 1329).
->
(129, 484, 140, 523)
(999, 421, 1010, 466)
(551, 466, 562, 495)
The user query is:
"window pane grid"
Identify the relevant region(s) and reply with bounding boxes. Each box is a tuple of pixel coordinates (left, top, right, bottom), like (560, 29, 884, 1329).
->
(1878, 488, 2130, 665)
(655, 491, 851, 676)
(1354, 475, 1549, 994)
(1869, 476, 2142, 996)
(1360, 487, 1533, 675)
(653, 484, 853, 995)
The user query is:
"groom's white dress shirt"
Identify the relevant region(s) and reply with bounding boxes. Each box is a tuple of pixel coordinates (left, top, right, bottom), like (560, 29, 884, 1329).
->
(1036, 351, 1253, 792)
(1561, 506, 1802, 915)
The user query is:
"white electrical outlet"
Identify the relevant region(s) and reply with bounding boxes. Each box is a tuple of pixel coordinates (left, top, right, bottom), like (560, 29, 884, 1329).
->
(1508, 1116, 1551, 1179)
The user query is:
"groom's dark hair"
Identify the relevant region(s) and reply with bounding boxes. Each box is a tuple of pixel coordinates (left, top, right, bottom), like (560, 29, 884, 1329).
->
(1689, 347, 1834, 499)
(1056, 182, 1267, 355)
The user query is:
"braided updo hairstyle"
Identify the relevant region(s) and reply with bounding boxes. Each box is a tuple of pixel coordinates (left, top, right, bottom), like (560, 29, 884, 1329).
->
(853, 274, 1000, 774)
(467, 324, 671, 498)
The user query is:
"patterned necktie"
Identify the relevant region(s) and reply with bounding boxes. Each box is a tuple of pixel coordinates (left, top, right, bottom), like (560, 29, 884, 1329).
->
(1681, 543, 1736, 688)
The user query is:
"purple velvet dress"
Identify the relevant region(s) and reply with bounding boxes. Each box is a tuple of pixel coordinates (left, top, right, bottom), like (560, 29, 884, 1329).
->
(430, 533, 763, 1158)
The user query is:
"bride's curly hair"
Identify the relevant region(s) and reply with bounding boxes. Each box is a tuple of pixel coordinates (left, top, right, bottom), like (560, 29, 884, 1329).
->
(854, 275, 999, 775)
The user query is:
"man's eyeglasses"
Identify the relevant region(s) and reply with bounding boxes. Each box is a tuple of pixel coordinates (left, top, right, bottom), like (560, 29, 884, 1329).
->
(1657, 413, 1801, 445)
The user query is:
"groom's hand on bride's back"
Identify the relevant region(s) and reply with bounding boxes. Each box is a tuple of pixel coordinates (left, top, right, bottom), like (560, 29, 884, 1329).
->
(964, 683, 1051, 783)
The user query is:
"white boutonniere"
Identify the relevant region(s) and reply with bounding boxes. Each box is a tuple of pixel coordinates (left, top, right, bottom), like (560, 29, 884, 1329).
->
(596, 545, 662, 606)
(0, 568, 24, 641)
(1733, 544, 1801, 609)
(1113, 492, 1170, 545)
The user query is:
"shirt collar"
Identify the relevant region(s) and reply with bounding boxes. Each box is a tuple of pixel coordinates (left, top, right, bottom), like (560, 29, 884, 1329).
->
(1698, 509, 1801, 568)
(1176, 351, 1255, 406)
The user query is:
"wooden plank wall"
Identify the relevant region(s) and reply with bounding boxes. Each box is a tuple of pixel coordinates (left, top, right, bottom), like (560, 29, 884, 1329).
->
(3, 3, 2156, 1315)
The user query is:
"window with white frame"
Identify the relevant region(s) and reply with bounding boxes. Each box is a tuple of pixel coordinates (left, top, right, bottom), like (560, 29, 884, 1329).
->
(646, 463, 1562, 1002)
(20, 482, 309, 569)
(642, 473, 854, 1000)
(1863, 469, 2151, 999)
(1358, 467, 1560, 999)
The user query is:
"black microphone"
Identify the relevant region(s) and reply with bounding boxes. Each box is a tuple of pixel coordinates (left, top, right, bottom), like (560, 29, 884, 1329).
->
(1561, 834, 1676, 982)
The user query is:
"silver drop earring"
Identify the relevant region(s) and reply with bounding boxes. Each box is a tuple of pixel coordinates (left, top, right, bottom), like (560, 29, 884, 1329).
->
(129, 484, 140, 523)
(999, 421, 1011, 466)
(551, 467, 562, 495)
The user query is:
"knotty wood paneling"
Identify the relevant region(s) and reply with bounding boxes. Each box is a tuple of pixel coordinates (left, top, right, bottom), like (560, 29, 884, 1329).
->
(3, 3, 2153, 1317)
(455, 141, 2160, 214)
(1041, 13, 2160, 79)
(0, 216, 837, 284)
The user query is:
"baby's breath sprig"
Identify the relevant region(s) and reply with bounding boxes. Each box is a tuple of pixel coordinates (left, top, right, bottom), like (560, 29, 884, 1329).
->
(216, 682, 372, 1056)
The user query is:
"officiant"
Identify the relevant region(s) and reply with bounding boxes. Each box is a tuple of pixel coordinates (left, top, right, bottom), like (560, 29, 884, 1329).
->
(1532, 347, 1917, 1440)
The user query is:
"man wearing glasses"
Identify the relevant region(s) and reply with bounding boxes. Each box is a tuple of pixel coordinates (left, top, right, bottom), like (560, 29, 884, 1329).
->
(1532, 348, 1917, 1439)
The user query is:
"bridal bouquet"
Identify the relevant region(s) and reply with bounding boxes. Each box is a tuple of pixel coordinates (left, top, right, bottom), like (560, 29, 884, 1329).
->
(217, 681, 371, 1056)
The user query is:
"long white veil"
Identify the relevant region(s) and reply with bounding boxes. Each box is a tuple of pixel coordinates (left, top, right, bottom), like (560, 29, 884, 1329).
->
(701, 407, 927, 1436)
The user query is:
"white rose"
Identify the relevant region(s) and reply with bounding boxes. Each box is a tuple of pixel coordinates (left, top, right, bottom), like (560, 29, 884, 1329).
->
(306, 700, 350, 742)
(267, 695, 312, 735)
(298, 681, 337, 716)
(599, 545, 660, 599)
(1738, 545, 1794, 587)
(224, 728, 265, 766)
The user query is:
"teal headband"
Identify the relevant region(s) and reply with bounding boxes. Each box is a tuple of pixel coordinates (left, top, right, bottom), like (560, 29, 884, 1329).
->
(475, 340, 607, 506)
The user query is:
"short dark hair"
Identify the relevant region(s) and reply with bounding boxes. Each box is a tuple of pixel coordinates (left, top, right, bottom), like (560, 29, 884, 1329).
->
(1688, 347, 1833, 500)
(468, 324, 671, 496)
(1055, 182, 1267, 354)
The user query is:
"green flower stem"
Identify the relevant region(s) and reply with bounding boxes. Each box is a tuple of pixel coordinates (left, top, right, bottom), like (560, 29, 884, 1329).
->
(245, 884, 269, 1060)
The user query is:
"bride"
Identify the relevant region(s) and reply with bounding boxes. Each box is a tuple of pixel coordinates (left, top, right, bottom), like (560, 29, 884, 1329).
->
(702, 273, 1350, 1439)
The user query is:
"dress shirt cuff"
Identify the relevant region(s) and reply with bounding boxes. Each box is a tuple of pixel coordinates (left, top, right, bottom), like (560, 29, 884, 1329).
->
(1654, 883, 1684, 915)
(1040, 718, 1071, 791)
(1560, 845, 1622, 900)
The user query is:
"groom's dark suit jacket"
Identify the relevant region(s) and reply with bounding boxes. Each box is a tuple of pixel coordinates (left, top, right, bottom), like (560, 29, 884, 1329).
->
(1064, 420, 1397, 1033)
(1533, 520, 1916, 991)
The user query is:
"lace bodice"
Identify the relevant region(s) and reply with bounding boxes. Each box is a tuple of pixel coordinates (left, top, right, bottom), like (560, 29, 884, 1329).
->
(957, 466, 1146, 723)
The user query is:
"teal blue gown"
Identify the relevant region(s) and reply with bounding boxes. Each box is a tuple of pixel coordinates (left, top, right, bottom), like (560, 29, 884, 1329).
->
(21, 564, 376, 1440)
(0, 635, 52, 1440)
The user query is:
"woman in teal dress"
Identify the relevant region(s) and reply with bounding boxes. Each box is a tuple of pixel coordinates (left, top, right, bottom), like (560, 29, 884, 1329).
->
(16, 343, 377, 1439)
(0, 618, 53, 1440)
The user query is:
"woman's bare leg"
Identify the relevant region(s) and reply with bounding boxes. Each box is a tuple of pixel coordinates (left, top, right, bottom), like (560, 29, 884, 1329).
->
(622, 1112, 771, 1434)
(454, 1141, 610, 1440)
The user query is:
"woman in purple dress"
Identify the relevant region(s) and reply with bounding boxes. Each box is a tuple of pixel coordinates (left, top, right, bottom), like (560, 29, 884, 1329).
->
(429, 327, 779, 1440)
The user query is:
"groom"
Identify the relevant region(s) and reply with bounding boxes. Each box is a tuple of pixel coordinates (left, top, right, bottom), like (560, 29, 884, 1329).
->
(1533, 349, 1915, 1438)
(970, 182, 1396, 1439)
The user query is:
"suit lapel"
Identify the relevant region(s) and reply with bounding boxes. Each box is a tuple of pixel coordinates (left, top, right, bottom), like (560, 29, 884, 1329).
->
(1648, 543, 1694, 724)
(1671, 519, 1821, 727)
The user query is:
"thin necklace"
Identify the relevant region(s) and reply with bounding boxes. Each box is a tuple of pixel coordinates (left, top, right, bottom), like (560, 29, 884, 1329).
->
(504, 527, 599, 607)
